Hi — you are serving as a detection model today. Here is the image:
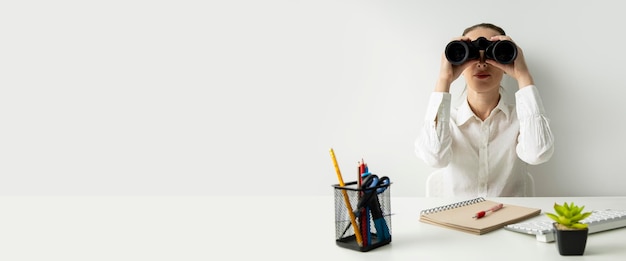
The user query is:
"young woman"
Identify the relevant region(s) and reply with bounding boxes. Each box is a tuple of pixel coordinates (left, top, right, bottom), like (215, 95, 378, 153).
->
(415, 23, 554, 197)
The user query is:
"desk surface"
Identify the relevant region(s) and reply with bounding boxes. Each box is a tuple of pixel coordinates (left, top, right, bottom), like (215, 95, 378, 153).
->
(1, 196, 625, 260)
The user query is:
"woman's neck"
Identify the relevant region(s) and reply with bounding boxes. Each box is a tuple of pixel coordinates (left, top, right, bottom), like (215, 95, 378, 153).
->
(467, 89, 500, 121)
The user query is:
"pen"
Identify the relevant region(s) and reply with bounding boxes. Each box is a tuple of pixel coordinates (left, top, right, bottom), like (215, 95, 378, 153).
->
(473, 203, 504, 219)
(330, 148, 364, 247)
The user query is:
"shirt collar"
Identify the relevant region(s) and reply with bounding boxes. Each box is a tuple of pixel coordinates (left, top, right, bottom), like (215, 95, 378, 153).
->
(455, 95, 512, 126)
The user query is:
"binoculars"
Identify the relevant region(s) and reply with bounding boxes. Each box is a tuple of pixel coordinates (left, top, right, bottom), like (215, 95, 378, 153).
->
(445, 37, 517, 65)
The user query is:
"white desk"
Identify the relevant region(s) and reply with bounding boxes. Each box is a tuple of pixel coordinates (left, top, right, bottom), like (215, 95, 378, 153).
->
(1, 196, 625, 260)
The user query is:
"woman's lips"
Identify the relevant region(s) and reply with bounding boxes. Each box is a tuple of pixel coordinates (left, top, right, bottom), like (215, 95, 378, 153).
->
(475, 74, 490, 79)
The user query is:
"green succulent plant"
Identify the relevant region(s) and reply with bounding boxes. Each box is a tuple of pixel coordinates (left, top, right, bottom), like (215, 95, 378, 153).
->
(546, 202, 592, 230)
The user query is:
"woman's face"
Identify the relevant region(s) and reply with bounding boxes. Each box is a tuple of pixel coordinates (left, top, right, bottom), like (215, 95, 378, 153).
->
(462, 27, 505, 93)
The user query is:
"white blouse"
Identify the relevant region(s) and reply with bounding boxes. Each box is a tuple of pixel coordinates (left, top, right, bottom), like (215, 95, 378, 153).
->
(415, 85, 554, 197)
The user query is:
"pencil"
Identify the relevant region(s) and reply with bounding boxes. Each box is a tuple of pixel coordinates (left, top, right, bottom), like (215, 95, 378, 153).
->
(330, 148, 363, 247)
(359, 158, 369, 246)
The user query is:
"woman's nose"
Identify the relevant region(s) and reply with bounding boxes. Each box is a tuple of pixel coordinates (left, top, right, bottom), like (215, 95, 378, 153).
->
(477, 50, 487, 68)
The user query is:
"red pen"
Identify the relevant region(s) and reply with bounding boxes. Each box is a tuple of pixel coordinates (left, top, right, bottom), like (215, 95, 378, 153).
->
(473, 203, 504, 219)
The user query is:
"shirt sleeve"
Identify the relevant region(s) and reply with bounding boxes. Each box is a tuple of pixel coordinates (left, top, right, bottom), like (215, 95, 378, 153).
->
(515, 85, 555, 165)
(415, 92, 453, 168)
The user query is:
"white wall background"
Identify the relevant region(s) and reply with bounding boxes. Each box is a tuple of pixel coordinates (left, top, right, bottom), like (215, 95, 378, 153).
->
(1, 0, 624, 197)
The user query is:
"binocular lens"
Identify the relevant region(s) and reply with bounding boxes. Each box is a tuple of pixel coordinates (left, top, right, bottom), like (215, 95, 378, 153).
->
(490, 41, 517, 64)
(445, 41, 471, 65)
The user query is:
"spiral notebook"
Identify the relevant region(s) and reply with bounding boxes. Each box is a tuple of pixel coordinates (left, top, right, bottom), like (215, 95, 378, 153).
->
(419, 197, 541, 235)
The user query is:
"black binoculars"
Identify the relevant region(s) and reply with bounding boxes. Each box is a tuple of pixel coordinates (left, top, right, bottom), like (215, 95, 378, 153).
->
(445, 37, 517, 65)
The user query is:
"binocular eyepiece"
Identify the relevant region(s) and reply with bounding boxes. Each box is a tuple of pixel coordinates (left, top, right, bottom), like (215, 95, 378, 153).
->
(445, 37, 517, 65)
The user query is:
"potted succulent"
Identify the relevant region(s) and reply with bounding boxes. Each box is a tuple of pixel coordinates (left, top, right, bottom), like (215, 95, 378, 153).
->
(546, 202, 592, 256)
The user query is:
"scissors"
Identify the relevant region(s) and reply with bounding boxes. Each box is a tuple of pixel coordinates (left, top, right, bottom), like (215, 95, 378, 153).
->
(358, 174, 391, 241)
(354, 174, 390, 212)
(339, 174, 391, 240)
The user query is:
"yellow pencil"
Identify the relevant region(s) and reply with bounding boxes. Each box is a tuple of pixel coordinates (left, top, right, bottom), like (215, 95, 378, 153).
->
(330, 148, 363, 247)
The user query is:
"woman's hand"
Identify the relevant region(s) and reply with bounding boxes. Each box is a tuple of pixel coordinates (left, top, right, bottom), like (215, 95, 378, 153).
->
(485, 35, 535, 88)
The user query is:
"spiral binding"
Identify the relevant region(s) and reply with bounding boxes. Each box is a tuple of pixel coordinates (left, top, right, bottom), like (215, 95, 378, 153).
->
(420, 197, 486, 215)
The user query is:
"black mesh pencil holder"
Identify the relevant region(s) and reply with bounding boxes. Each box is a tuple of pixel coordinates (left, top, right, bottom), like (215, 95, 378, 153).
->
(332, 178, 391, 252)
